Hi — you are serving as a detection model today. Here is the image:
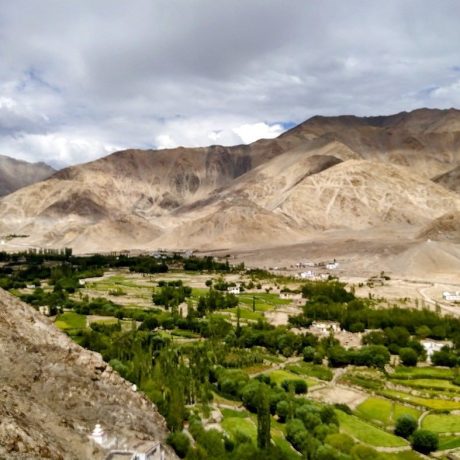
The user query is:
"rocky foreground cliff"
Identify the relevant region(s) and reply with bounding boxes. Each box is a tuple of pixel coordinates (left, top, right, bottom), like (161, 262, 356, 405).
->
(0, 288, 176, 459)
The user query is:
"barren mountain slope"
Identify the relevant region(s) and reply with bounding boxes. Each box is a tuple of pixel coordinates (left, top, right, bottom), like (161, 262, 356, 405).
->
(157, 200, 306, 250)
(433, 164, 460, 192)
(1, 108, 460, 252)
(276, 159, 460, 229)
(0, 288, 176, 460)
(0, 154, 55, 196)
(418, 210, 460, 242)
(285, 108, 460, 177)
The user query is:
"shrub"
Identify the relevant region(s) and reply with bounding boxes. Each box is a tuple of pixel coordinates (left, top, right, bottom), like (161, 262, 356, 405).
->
(334, 403, 352, 415)
(411, 429, 439, 454)
(167, 431, 190, 458)
(276, 400, 290, 423)
(394, 414, 417, 438)
(303, 346, 315, 362)
(399, 347, 418, 366)
(281, 379, 308, 394)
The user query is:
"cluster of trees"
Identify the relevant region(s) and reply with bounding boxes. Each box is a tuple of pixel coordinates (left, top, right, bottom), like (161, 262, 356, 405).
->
(196, 289, 239, 315)
(152, 280, 192, 309)
(184, 256, 235, 272)
(394, 415, 438, 454)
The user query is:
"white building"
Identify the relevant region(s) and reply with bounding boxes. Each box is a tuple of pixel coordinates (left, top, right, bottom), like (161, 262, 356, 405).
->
(38, 305, 51, 316)
(105, 442, 164, 460)
(326, 262, 339, 270)
(91, 424, 165, 460)
(280, 292, 303, 300)
(227, 286, 240, 295)
(310, 321, 341, 335)
(421, 339, 452, 362)
(443, 291, 460, 302)
(299, 271, 315, 279)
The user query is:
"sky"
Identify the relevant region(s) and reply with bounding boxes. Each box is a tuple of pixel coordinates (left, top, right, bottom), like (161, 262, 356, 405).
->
(1, 0, 460, 167)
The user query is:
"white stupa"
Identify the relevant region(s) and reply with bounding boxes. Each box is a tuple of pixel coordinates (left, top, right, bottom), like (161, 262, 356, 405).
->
(91, 423, 106, 446)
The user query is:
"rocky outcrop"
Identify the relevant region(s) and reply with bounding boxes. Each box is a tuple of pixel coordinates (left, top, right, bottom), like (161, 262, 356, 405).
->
(0, 289, 177, 459)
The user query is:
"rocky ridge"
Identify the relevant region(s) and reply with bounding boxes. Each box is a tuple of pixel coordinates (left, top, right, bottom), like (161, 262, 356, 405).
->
(0, 288, 176, 460)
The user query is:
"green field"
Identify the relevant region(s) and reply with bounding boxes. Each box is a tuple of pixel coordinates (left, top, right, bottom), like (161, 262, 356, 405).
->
(392, 366, 453, 380)
(55, 312, 86, 330)
(438, 435, 460, 450)
(336, 411, 408, 448)
(265, 369, 318, 389)
(285, 362, 333, 381)
(380, 389, 460, 410)
(392, 378, 460, 393)
(221, 416, 257, 441)
(422, 414, 460, 433)
(380, 452, 423, 460)
(355, 397, 421, 427)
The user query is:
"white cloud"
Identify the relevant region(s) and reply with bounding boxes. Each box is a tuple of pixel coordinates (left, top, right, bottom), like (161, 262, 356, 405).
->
(232, 122, 284, 144)
(0, 133, 119, 168)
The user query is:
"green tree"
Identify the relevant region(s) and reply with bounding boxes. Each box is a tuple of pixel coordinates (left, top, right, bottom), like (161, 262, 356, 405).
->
(257, 384, 271, 450)
(167, 431, 190, 458)
(394, 414, 417, 438)
(411, 429, 439, 454)
(399, 347, 418, 366)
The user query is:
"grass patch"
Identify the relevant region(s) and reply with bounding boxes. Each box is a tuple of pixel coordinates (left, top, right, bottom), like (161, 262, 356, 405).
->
(55, 312, 86, 330)
(422, 414, 460, 433)
(336, 411, 407, 448)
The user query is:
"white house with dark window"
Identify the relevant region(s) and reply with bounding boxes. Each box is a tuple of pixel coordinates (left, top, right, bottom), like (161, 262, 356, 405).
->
(443, 291, 460, 302)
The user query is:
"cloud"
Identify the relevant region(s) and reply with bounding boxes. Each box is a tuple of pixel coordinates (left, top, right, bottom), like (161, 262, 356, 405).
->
(233, 123, 284, 144)
(0, 0, 459, 165)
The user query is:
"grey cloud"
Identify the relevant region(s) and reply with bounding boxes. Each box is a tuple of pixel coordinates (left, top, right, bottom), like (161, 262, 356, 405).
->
(0, 0, 459, 165)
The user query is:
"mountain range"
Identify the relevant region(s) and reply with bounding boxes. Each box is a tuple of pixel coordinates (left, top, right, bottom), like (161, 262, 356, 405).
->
(0, 154, 55, 197)
(0, 108, 459, 275)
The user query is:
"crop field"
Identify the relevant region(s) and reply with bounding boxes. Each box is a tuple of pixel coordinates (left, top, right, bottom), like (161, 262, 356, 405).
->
(438, 435, 460, 450)
(355, 397, 421, 427)
(285, 362, 334, 381)
(380, 389, 460, 410)
(421, 414, 460, 433)
(392, 366, 453, 380)
(221, 416, 257, 441)
(391, 377, 460, 393)
(379, 452, 423, 460)
(336, 411, 408, 447)
(264, 369, 319, 389)
(55, 312, 86, 330)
